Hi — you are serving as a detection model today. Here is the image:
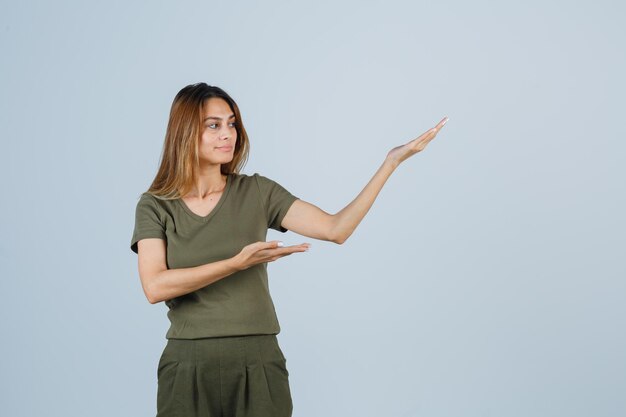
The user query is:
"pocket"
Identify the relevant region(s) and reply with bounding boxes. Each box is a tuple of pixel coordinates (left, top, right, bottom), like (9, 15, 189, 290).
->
(156, 361, 183, 415)
(157, 357, 179, 380)
(157, 343, 180, 379)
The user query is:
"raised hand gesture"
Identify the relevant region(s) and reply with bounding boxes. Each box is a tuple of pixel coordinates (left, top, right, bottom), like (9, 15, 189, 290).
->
(386, 116, 449, 167)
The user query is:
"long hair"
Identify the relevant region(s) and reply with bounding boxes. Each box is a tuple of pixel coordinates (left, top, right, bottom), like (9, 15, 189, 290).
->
(145, 83, 250, 199)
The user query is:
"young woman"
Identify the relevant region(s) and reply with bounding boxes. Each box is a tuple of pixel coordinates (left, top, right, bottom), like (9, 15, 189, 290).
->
(130, 82, 448, 417)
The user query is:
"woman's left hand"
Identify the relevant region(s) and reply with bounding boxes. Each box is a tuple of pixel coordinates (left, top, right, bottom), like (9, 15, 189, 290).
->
(385, 116, 449, 167)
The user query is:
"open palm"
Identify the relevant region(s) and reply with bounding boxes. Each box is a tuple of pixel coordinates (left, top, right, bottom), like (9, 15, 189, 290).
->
(386, 116, 449, 166)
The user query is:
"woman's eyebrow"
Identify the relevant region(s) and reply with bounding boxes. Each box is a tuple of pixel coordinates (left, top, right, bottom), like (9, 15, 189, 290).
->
(204, 114, 235, 121)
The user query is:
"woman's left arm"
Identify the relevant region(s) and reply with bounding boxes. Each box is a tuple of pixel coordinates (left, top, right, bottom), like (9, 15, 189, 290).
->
(281, 116, 449, 244)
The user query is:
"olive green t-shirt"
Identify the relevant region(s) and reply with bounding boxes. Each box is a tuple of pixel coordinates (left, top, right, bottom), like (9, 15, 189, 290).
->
(130, 172, 299, 339)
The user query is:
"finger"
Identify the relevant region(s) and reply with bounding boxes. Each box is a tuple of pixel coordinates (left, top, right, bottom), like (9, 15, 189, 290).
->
(421, 128, 438, 141)
(283, 245, 309, 254)
(264, 245, 304, 256)
(285, 242, 310, 249)
(429, 118, 448, 136)
(410, 129, 434, 144)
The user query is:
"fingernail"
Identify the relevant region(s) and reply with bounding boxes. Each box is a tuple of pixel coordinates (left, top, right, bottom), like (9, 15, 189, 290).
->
(277, 241, 284, 247)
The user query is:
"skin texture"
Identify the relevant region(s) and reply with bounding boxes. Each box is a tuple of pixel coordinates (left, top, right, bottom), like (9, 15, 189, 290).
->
(136, 100, 448, 303)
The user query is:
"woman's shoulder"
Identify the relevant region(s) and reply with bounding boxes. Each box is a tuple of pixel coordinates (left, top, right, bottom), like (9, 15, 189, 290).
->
(137, 191, 164, 202)
(231, 171, 265, 184)
(234, 171, 280, 188)
(231, 171, 259, 178)
(135, 192, 175, 210)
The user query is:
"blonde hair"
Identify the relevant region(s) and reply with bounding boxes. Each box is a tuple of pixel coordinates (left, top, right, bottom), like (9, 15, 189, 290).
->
(145, 83, 250, 200)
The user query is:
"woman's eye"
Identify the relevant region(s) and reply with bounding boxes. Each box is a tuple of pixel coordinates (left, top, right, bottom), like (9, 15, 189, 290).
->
(206, 122, 236, 129)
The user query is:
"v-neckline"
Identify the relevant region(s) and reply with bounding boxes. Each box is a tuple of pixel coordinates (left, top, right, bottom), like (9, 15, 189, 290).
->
(177, 173, 233, 223)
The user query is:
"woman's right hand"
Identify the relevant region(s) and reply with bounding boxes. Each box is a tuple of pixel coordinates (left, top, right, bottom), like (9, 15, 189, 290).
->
(233, 240, 311, 271)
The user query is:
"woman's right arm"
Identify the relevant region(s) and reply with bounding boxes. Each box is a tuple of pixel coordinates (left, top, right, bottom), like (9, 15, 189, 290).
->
(136, 238, 310, 304)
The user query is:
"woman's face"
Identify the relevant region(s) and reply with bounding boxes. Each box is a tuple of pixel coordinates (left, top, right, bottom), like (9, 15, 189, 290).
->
(199, 97, 237, 165)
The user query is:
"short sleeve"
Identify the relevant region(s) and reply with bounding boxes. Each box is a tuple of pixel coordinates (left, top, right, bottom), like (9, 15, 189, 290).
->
(130, 193, 167, 254)
(254, 173, 299, 233)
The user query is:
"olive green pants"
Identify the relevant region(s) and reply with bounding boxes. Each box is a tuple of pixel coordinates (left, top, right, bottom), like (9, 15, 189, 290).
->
(156, 334, 293, 417)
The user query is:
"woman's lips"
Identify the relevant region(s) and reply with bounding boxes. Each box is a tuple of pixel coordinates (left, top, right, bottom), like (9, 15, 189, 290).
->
(216, 146, 233, 151)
